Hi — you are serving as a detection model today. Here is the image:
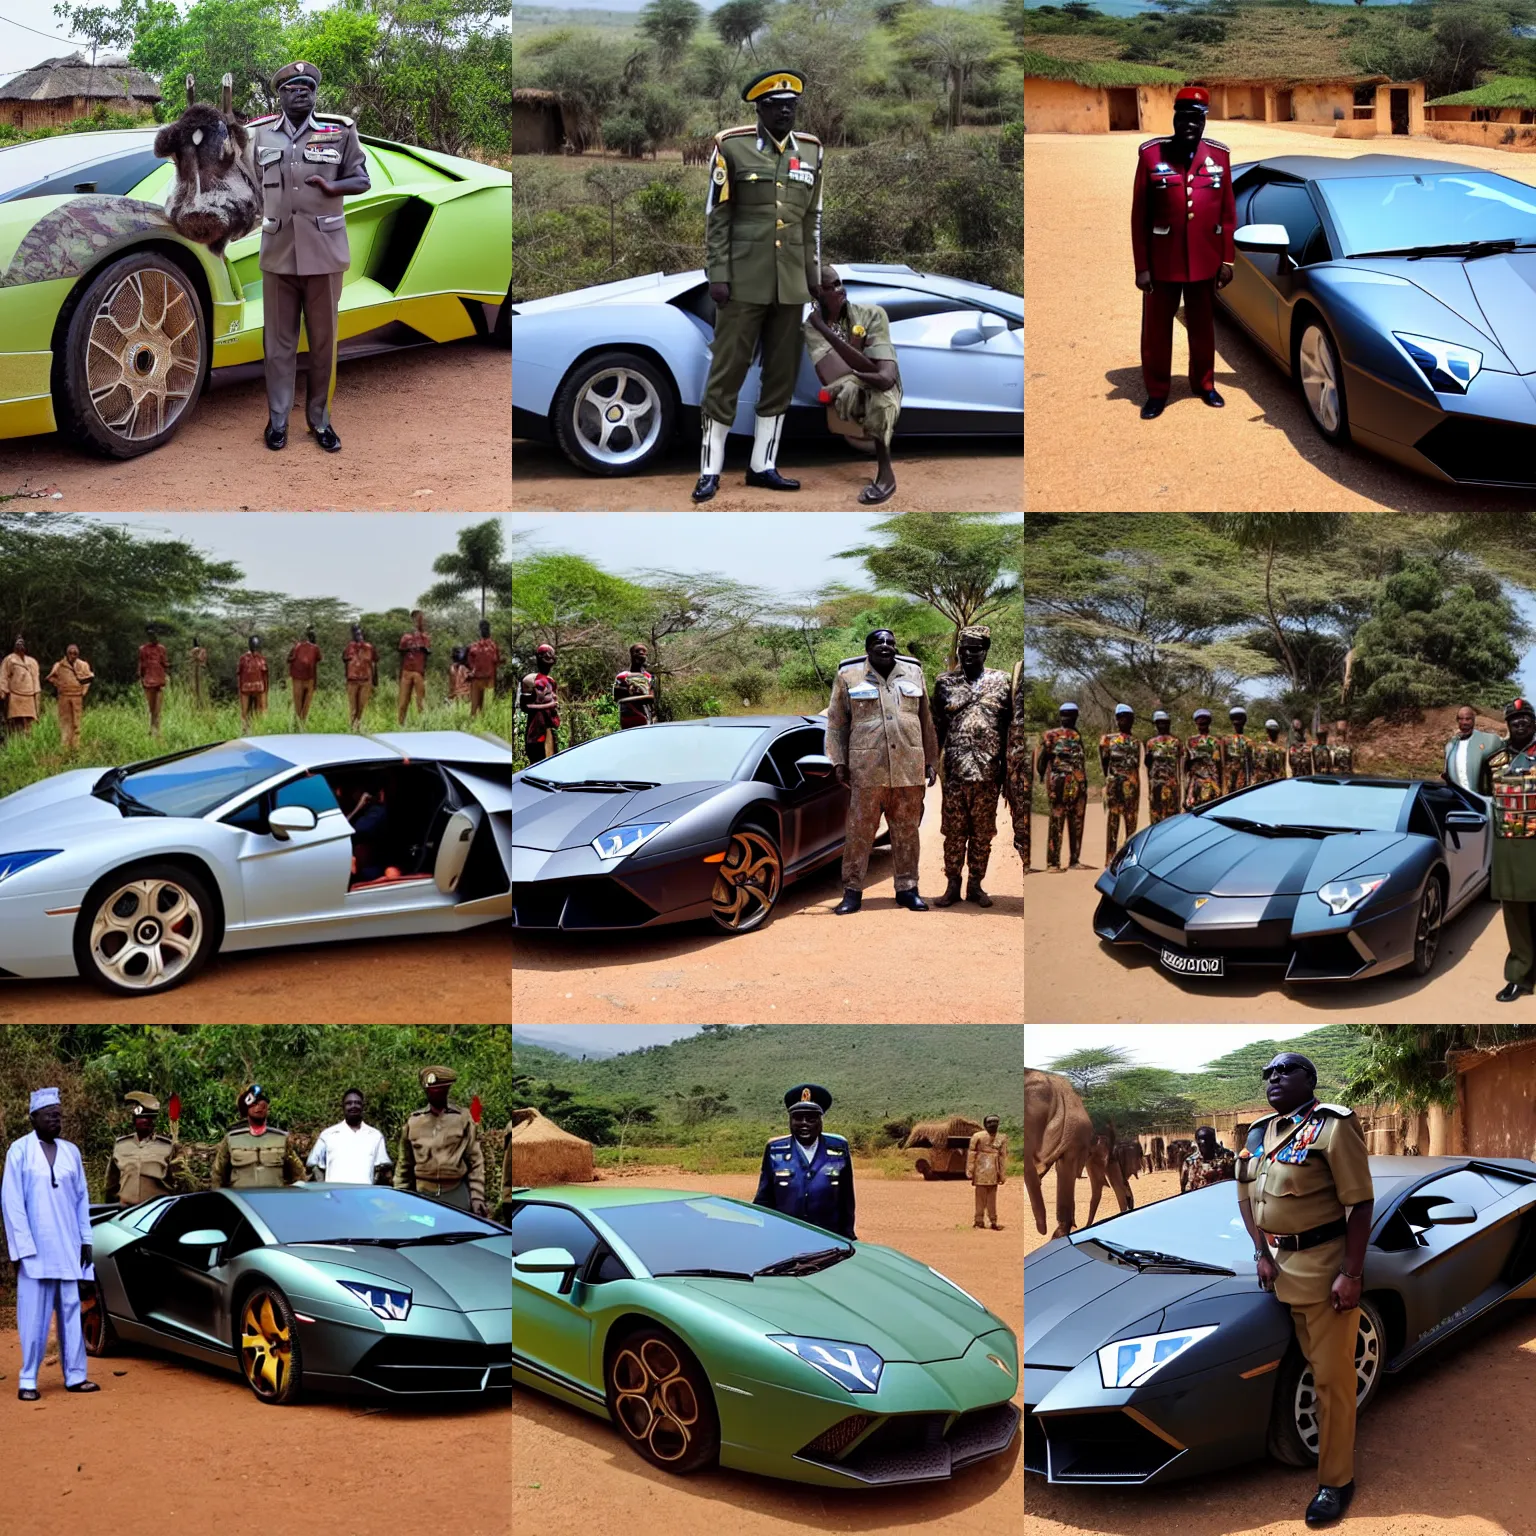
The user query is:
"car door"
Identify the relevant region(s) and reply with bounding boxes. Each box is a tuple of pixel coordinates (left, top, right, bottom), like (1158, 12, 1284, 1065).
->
(764, 726, 847, 870)
(221, 774, 355, 926)
(1226, 181, 1324, 362)
(882, 306, 1023, 425)
(511, 1202, 603, 1396)
(1416, 784, 1487, 907)
(114, 1192, 246, 1351)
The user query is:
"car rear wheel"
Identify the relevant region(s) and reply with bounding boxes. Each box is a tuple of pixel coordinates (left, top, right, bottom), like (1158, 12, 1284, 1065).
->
(74, 862, 217, 996)
(709, 825, 782, 934)
(1411, 877, 1444, 976)
(553, 349, 675, 475)
(1267, 1295, 1383, 1467)
(55, 252, 208, 458)
(605, 1326, 720, 1475)
(239, 1284, 304, 1405)
(1295, 318, 1349, 445)
(81, 1280, 118, 1357)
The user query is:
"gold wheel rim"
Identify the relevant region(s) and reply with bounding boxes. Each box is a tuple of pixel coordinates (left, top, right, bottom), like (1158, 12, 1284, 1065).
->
(612, 1340, 699, 1461)
(241, 1294, 292, 1398)
(86, 267, 201, 442)
(711, 830, 781, 932)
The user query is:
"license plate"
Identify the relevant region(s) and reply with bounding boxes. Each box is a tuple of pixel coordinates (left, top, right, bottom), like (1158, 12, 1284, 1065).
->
(1161, 948, 1224, 977)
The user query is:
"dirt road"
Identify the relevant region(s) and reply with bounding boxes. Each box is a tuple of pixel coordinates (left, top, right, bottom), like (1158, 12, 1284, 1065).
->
(1024, 1169, 1533, 1536)
(1025, 121, 1536, 513)
(512, 437, 1022, 511)
(0, 1313, 509, 1536)
(6, 342, 509, 512)
(515, 1167, 1022, 1534)
(1024, 804, 1514, 1024)
(0, 925, 510, 1023)
(513, 781, 1023, 1023)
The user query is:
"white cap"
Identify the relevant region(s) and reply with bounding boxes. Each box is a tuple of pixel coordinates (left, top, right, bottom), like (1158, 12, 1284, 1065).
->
(1114, 703, 1133, 715)
(1265, 718, 1280, 729)
(29, 1087, 60, 1112)
(1229, 705, 1246, 717)
(1059, 701, 1078, 712)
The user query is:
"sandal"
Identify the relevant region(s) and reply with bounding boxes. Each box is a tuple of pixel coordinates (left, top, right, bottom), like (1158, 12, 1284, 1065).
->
(858, 481, 896, 505)
(65, 1381, 100, 1393)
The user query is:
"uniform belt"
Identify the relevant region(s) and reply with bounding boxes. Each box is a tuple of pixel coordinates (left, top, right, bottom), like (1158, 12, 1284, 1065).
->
(1266, 1217, 1346, 1251)
(416, 1171, 464, 1188)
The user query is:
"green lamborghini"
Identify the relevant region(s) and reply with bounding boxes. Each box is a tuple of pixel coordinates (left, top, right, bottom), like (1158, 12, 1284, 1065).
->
(0, 125, 511, 456)
(511, 1185, 1020, 1487)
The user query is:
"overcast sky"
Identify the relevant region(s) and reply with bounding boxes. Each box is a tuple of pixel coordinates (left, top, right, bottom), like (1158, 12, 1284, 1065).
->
(1025, 1024, 1332, 1076)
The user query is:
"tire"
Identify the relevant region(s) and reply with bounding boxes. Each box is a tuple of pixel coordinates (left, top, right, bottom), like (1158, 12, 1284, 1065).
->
(1267, 1295, 1384, 1467)
(493, 287, 512, 348)
(238, 1283, 304, 1405)
(74, 861, 218, 996)
(916, 1157, 933, 1179)
(1294, 316, 1350, 446)
(709, 824, 782, 935)
(55, 251, 208, 458)
(552, 349, 675, 475)
(81, 1281, 118, 1357)
(1410, 876, 1445, 977)
(605, 1326, 720, 1475)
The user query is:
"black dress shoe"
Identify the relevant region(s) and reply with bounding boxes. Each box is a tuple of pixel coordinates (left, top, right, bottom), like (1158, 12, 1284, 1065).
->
(1305, 1481, 1354, 1527)
(833, 889, 862, 915)
(18, 1388, 39, 1401)
(895, 889, 929, 911)
(744, 468, 799, 491)
(264, 423, 286, 450)
(313, 425, 341, 453)
(1200, 388, 1225, 407)
(65, 1381, 100, 1393)
(692, 474, 719, 503)
(1140, 397, 1166, 419)
(1497, 980, 1529, 1002)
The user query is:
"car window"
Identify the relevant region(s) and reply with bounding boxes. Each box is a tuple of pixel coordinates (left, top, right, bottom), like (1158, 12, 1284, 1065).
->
(523, 725, 765, 785)
(767, 728, 827, 789)
(1213, 779, 1409, 831)
(1414, 784, 1465, 837)
(1252, 183, 1322, 262)
(221, 773, 342, 833)
(595, 1196, 850, 1274)
(0, 132, 158, 201)
(1321, 171, 1536, 254)
(510, 1202, 601, 1268)
(116, 743, 292, 818)
(752, 752, 785, 789)
(1411, 1167, 1527, 1213)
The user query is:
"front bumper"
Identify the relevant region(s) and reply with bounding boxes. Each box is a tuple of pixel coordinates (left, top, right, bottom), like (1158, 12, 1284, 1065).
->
(0, 881, 89, 979)
(511, 839, 721, 929)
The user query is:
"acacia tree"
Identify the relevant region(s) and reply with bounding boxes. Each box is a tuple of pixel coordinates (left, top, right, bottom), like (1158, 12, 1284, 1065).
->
(423, 518, 511, 618)
(896, 5, 1009, 128)
(712, 0, 767, 61)
(639, 0, 702, 58)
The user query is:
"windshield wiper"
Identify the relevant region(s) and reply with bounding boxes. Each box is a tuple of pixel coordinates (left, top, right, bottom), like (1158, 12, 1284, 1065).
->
(1210, 815, 1336, 839)
(1352, 238, 1536, 260)
(91, 767, 163, 818)
(653, 1267, 755, 1280)
(1087, 1239, 1234, 1276)
(553, 779, 661, 792)
(754, 1246, 854, 1277)
(384, 1231, 484, 1247)
(520, 774, 555, 790)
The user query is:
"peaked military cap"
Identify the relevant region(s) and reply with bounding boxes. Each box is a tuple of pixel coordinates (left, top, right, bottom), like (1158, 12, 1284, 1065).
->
(124, 1091, 160, 1113)
(420, 1064, 457, 1088)
(743, 69, 804, 103)
(241, 1082, 269, 1109)
(785, 1082, 832, 1112)
(272, 60, 322, 91)
(1507, 697, 1535, 720)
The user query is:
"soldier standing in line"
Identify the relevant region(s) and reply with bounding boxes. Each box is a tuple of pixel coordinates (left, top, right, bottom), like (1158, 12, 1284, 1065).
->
(1252, 718, 1287, 784)
(1314, 723, 1332, 770)
(613, 643, 657, 729)
(1219, 705, 1254, 795)
(139, 624, 169, 735)
(45, 643, 92, 751)
(397, 609, 430, 725)
(211, 1084, 307, 1188)
(343, 622, 377, 730)
(1036, 703, 1088, 871)
(1144, 709, 1183, 823)
(520, 643, 559, 762)
(693, 69, 822, 501)
(1329, 719, 1354, 773)
(1484, 699, 1536, 1002)
(103, 1093, 188, 1207)
(0, 638, 40, 737)
(967, 1115, 1008, 1232)
(1099, 704, 1142, 866)
(1180, 1125, 1235, 1193)
(825, 629, 937, 914)
(237, 635, 269, 726)
(448, 646, 471, 705)
(287, 625, 321, 725)
(1006, 658, 1030, 872)
(467, 619, 501, 719)
(753, 1084, 856, 1240)
(188, 637, 208, 707)
(930, 626, 1013, 908)
(395, 1066, 487, 1216)
(1184, 707, 1223, 808)
(1288, 715, 1315, 779)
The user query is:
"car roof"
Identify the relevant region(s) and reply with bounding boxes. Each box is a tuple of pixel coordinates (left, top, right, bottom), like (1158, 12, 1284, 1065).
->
(630, 715, 826, 731)
(513, 1184, 707, 1209)
(231, 730, 506, 768)
(1249, 154, 1476, 182)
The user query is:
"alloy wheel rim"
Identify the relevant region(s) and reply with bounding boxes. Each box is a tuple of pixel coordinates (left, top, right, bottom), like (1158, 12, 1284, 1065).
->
(573, 368, 662, 465)
(711, 830, 782, 932)
(86, 268, 200, 441)
(1299, 327, 1339, 433)
(241, 1294, 292, 1398)
(612, 1339, 699, 1461)
(1419, 882, 1442, 966)
(90, 878, 202, 990)
(1295, 1307, 1379, 1453)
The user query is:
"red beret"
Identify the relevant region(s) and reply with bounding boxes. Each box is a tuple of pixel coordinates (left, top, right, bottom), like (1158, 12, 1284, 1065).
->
(1175, 86, 1210, 108)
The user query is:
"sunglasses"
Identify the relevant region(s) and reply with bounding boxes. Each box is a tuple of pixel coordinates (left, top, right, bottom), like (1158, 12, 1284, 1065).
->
(1260, 1065, 1298, 1081)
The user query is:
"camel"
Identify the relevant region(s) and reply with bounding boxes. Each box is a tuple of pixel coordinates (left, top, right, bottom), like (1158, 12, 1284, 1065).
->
(154, 73, 261, 256)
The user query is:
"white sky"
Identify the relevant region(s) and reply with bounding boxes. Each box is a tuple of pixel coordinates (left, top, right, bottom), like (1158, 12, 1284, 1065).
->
(1025, 1023, 1333, 1076)
(513, 1025, 709, 1052)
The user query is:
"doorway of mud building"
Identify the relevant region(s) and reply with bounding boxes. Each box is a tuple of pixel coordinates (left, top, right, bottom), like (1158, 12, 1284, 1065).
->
(1108, 88, 1139, 131)
(1391, 88, 1410, 135)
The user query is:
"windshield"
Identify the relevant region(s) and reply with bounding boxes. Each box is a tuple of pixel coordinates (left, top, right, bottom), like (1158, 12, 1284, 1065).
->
(239, 1188, 503, 1244)
(1323, 172, 1536, 254)
(523, 726, 765, 787)
(107, 742, 293, 818)
(1207, 779, 1409, 832)
(596, 1196, 851, 1275)
(0, 131, 155, 197)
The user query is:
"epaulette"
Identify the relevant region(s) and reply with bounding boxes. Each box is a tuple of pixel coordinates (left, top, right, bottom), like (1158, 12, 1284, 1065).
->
(837, 654, 922, 669)
(1314, 1103, 1354, 1117)
(717, 125, 756, 140)
(1202, 137, 1229, 152)
(1137, 137, 1164, 153)
(113, 1134, 133, 1144)
(822, 1133, 848, 1144)
(314, 113, 355, 128)
(247, 113, 279, 126)
(768, 1135, 791, 1146)
(796, 131, 821, 144)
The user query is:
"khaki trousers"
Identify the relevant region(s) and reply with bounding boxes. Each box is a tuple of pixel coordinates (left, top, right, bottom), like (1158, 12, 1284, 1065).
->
(57, 694, 83, 748)
(469, 678, 493, 717)
(240, 688, 267, 725)
(143, 685, 163, 732)
(973, 1184, 999, 1226)
(347, 679, 373, 727)
(398, 670, 425, 724)
(703, 300, 804, 424)
(841, 784, 925, 893)
(292, 677, 315, 722)
(1289, 1296, 1359, 1486)
(262, 270, 343, 433)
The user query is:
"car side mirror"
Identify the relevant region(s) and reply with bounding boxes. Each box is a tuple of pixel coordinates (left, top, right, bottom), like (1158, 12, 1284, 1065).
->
(1423, 1201, 1477, 1226)
(951, 315, 1004, 349)
(269, 804, 318, 840)
(178, 1228, 228, 1248)
(515, 1245, 580, 1296)
(797, 754, 836, 782)
(1234, 222, 1291, 255)
(1445, 810, 1487, 831)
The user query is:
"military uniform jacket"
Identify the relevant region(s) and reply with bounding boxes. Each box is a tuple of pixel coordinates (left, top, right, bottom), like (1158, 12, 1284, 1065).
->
(104, 1132, 186, 1205)
(1144, 733, 1182, 785)
(932, 667, 1013, 784)
(250, 111, 369, 275)
(1251, 739, 1287, 783)
(1219, 733, 1253, 794)
(1036, 727, 1087, 802)
(826, 658, 937, 789)
(966, 1131, 1008, 1187)
(753, 1133, 856, 1239)
(394, 1104, 486, 1206)
(1006, 663, 1028, 779)
(213, 1125, 307, 1188)
(1131, 135, 1236, 284)
(705, 125, 823, 305)
(1100, 731, 1142, 785)
(1486, 741, 1536, 900)
(1287, 741, 1317, 779)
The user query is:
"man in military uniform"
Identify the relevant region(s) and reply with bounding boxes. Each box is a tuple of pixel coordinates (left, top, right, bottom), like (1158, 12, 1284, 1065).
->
(343, 621, 377, 729)
(1484, 698, 1536, 1001)
(825, 629, 938, 913)
(1006, 658, 1030, 871)
(212, 1084, 308, 1188)
(1219, 705, 1253, 795)
(189, 637, 208, 707)
(0, 637, 40, 738)
(287, 625, 321, 725)
(397, 609, 430, 725)
(139, 624, 169, 735)
(520, 643, 559, 761)
(966, 1114, 1007, 1232)
(1179, 1125, 1235, 1193)
(103, 1093, 187, 1207)
(1237, 1053, 1374, 1526)
(250, 61, 369, 452)
(930, 626, 1012, 907)
(1329, 719, 1354, 773)
(237, 634, 268, 725)
(1131, 85, 1235, 418)
(44, 643, 92, 752)
(1036, 702, 1088, 871)
(1144, 709, 1183, 823)
(1289, 716, 1316, 779)
(613, 643, 657, 729)
(467, 619, 501, 719)
(1100, 704, 1142, 866)
(694, 69, 822, 501)
(753, 1084, 856, 1240)
(1184, 707, 1223, 808)
(395, 1066, 487, 1216)
(1313, 723, 1333, 771)
(1252, 718, 1287, 785)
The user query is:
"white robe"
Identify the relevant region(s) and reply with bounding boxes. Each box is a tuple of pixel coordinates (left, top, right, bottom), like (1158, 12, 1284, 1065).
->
(2, 1131, 92, 1279)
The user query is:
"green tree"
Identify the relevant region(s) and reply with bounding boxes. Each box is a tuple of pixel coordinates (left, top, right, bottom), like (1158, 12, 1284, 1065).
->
(686, 38, 742, 130)
(673, 1084, 737, 1126)
(53, 2, 136, 102)
(895, 4, 1009, 129)
(1042, 1045, 1134, 1094)
(712, 0, 768, 60)
(1344, 1025, 1533, 1113)
(639, 0, 703, 57)
(423, 519, 511, 619)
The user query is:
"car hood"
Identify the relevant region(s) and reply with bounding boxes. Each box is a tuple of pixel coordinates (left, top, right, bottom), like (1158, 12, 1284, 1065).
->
(510, 779, 725, 851)
(297, 1235, 512, 1315)
(1136, 817, 1408, 897)
(513, 270, 706, 314)
(0, 769, 129, 847)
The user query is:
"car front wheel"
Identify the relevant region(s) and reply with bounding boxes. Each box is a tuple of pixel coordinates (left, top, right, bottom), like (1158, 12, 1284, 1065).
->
(709, 825, 782, 934)
(1268, 1295, 1383, 1467)
(81, 1280, 118, 1356)
(1411, 877, 1444, 976)
(239, 1284, 304, 1405)
(1295, 318, 1349, 445)
(605, 1326, 720, 1475)
(74, 862, 217, 995)
(553, 349, 675, 475)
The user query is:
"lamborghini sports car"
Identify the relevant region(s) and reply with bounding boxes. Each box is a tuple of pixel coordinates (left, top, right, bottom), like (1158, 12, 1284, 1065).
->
(512, 1185, 1020, 1486)
(1093, 775, 1490, 983)
(1026, 1155, 1536, 1484)
(511, 263, 1023, 474)
(1217, 153, 1536, 487)
(0, 126, 511, 456)
(0, 730, 510, 995)
(84, 1185, 511, 1404)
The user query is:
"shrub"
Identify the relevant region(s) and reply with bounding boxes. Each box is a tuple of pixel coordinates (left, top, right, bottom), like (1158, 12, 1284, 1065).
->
(999, 120, 1023, 165)
(724, 666, 773, 705)
(660, 678, 723, 718)
(603, 112, 652, 157)
(636, 177, 690, 221)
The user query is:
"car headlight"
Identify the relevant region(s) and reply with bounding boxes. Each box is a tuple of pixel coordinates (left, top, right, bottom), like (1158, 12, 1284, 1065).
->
(769, 1335, 885, 1393)
(339, 1280, 412, 1321)
(1394, 332, 1482, 394)
(927, 1264, 987, 1309)
(1110, 835, 1141, 874)
(1317, 874, 1387, 915)
(0, 850, 62, 884)
(1097, 1325, 1218, 1389)
(591, 823, 669, 860)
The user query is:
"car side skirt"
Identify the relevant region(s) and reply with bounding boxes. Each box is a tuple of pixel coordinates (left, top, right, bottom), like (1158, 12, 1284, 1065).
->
(513, 1353, 611, 1417)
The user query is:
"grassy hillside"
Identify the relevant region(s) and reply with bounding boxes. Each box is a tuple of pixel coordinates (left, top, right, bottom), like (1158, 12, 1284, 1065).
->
(1174, 1024, 1361, 1109)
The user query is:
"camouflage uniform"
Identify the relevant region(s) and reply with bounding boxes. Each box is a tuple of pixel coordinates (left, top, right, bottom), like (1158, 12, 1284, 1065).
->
(1182, 1146, 1236, 1191)
(1487, 733, 1536, 986)
(1036, 727, 1087, 868)
(1143, 733, 1183, 823)
(1006, 662, 1029, 868)
(1218, 732, 1253, 795)
(1287, 739, 1318, 779)
(1099, 729, 1142, 864)
(1326, 743, 1354, 773)
(1183, 733, 1223, 809)
(1251, 738, 1287, 785)
(932, 664, 1013, 882)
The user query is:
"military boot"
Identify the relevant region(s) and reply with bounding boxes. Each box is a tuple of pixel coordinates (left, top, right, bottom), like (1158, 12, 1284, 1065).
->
(967, 879, 993, 908)
(932, 877, 962, 907)
(834, 889, 862, 915)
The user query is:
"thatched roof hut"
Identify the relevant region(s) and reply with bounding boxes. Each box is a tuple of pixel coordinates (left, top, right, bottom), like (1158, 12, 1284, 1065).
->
(510, 1107, 594, 1186)
(0, 52, 161, 132)
(904, 1116, 983, 1149)
(512, 86, 568, 155)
